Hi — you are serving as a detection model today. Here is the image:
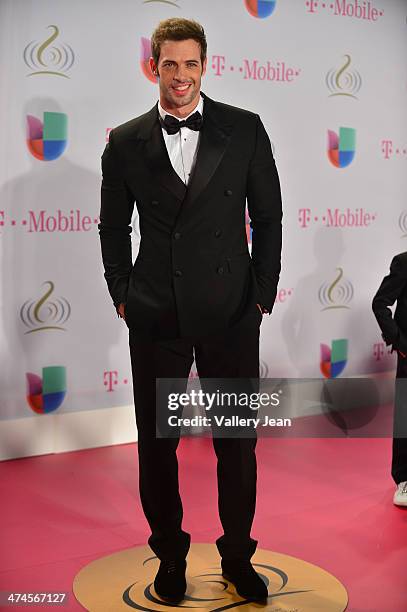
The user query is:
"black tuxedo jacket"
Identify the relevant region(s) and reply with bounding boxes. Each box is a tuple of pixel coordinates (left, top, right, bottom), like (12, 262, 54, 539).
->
(99, 93, 282, 339)
(372, 252, 407, 354)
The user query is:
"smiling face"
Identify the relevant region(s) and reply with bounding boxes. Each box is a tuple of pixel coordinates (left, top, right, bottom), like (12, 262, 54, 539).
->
(149, 38, 207, 118)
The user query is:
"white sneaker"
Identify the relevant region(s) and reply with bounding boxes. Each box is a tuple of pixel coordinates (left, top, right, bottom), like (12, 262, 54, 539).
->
(393, 481, 407, 506)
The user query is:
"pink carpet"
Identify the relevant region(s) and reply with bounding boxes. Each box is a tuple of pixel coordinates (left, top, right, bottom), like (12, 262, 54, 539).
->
(1, 437, 406, 611)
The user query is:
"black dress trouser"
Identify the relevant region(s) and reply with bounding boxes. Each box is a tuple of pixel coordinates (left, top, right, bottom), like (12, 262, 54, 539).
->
(392, 356, 407, 484)
(129, 310, 261, 562)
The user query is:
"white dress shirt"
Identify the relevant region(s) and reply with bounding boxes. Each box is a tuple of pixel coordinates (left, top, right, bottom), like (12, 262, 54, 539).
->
(158, 96, 204, 185)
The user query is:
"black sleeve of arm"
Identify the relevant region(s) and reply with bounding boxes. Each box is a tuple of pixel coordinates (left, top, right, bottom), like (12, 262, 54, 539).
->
(98, 131, 135, 309)
(247, 115, 283, 313)
(372, 256, 407, 349)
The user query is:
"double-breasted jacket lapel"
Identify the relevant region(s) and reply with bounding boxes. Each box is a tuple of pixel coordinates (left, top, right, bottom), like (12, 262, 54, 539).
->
(137, 93, 234, 212)
(183, 93, 233, 209)
(140, 106, 187, 202)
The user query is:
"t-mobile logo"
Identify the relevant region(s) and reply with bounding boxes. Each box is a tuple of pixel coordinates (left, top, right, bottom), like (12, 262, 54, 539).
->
(305, 0, 319, 13)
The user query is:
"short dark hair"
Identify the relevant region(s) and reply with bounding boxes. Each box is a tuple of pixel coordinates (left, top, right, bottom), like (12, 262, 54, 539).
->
(151, 18, 207, 66)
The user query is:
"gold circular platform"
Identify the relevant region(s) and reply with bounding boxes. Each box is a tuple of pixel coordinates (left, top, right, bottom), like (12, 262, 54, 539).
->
(73, 543, 348, 611)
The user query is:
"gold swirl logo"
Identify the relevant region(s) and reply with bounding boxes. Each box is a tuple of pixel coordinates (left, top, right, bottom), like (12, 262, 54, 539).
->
(143, 0, 181, 7)
(73, 544, 348, 611)
(326, 55, 362, 98)
(399, 212, 407, 237)
(23, 25, 75, 77)
(319, 268, 354, 310)
(20, 281, 71, 333)
(260, 359, 269, 378)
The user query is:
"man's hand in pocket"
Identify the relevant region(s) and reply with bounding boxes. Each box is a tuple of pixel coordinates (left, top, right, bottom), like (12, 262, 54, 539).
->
(117, 303, 126, 320)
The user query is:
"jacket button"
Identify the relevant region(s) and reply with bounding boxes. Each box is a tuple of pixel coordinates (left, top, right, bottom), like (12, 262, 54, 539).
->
(224, 189, 232, 196)
(174, 232, 181, 240)
(214, 229, 222, 238)
(217, 266, 224, 275)
(151, 200, 159, 206)
(174, 270, 182, 277)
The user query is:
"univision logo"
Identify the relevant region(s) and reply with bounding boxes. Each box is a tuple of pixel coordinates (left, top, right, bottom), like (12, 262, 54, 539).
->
(26, 366, 67, 414)
(26, 112, 68, 161)
(326, 54, 362, 98)
(140, 38, 157, 84)
(319, 268, 354, 310)
(20, 281, 71, 334)
(320, 339, 348, 379)
(23, 25, 75, 78)
(327, 127, 356, 168)
(245, 0, 277, 18)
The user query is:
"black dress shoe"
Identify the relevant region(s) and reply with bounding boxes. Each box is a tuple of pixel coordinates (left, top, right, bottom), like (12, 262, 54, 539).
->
(222, 559, 268, 601)
(154, 559, 187, 602)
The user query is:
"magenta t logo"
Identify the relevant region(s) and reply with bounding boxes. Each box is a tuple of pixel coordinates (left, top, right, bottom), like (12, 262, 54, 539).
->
(305, 0, 319, 13)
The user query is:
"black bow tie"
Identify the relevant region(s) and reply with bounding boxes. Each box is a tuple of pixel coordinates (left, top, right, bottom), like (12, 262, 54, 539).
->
(162, 111, 203, 135)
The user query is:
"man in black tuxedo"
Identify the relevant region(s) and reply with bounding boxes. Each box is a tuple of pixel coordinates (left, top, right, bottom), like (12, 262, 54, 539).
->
(372, 252, 407, 507)
(99, 18, 282, 602)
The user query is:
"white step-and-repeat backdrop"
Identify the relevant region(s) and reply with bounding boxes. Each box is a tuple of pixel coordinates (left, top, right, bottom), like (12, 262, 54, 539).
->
(1, 0, 406, 458)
